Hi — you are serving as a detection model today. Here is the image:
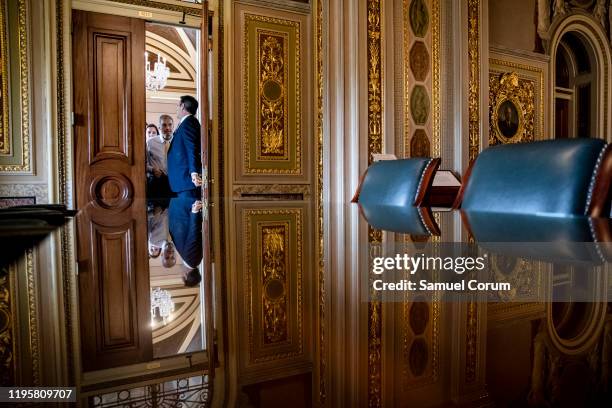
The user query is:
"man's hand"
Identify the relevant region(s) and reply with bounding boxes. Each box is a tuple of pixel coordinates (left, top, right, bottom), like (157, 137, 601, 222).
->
(192, 200, 203, 213)
(191, 172, 203, 187)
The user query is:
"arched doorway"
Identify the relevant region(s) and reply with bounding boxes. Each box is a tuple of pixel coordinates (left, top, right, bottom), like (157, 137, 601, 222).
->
(554, 31, 597, 138)
(550, 16, 611, 141)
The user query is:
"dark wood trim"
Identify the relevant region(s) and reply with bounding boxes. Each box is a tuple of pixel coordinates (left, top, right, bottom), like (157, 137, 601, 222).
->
(351, 167, 370, 203)
(413, 158, 441, 206)
(586, 144, 612, 217)
(452, 159, 476, 209)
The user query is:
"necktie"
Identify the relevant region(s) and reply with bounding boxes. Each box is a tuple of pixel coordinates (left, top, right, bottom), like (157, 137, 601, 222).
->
(164, 140, 170, 155)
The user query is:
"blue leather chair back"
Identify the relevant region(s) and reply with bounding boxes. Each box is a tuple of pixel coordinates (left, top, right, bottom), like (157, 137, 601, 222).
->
(359, 203, 439, 235)
(461, 139, 611, 216)
(353, 158, 439, 208)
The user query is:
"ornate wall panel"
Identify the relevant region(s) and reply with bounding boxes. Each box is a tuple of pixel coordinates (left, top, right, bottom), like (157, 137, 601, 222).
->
(401, 0, 440, 159)
(488, 53, 547, 146)
(235, 203, 312, 383)
(236, 9, 310, 182)
(0, 0, 31, 173)
(467, 0, 480, 162)
(1, 250, 39, 386)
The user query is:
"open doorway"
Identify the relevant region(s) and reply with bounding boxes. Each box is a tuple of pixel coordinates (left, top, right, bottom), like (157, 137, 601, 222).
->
(144, 21, 212, 359)
(72, 8, 214, 373)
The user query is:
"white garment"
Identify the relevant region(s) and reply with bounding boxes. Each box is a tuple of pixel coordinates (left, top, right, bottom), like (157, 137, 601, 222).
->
(147, 208, 169, 247)
(146, 135, 170, 175)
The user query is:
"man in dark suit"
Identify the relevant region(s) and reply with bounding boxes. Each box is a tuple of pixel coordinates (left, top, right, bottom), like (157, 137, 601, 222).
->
(168, 196, 203, 287)
(167, 95, 203, 198)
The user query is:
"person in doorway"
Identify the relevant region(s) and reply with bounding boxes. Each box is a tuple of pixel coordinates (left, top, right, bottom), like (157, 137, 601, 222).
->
(146, 116, 175, 202)
(167, 95, 203, 198)
(168, 196, 203, 287)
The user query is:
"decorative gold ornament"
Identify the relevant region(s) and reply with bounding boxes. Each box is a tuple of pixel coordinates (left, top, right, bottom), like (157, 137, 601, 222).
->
(259, 34, 288, 159)
(244, 209, 303, 363)
(261, 225, 288, 344)
(431, 0, 441, 157)
(315, 0, 326, 403)
(0, 262, 14, 385)
(489, 72, 535, 145)
(367, 0, 383, 404)
(0, 0, 9, 155)
(0, 0, 30, 172)
(465, 300, 478, 383)
(467, 0, 480, 162)
(243, 14, 301, 175)
(232, 184, 311, 199)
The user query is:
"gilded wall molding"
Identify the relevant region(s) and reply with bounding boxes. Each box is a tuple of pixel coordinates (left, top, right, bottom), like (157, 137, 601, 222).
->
(232, 183, 311, 199)
(315, 0, 325, 403)
(243, 208, 304, 364)
(467, 0, 480, 162)
(102, 0, 203, 16)
(431, 0, 440, 157)
(488, 72, 536, 145)
(261, 224, 289, 344)
(402, 0, 440, 159)
(367, 0, 383, 405)
(0, 261, 15, 385)
(0, 0, 31, 173)
(465, 299, 478, 383)
(55, 0, 76, 385)
(0, 0, 9, 155)
(489, 59, 544, 145)
(243, 13, 302, 175)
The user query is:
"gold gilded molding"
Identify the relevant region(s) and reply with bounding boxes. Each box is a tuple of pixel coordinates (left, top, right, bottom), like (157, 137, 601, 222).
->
(488, 72, 536, 145)
(232, 184, 311, 199)
(104, 0, 203, 16)
(431, 0, 440, 157)
(244, 208, 303, 363)
(261, 225, 289, 344)
(0, 0, 30, 172)
(367, 0, 383, 165)
(258, 33, 288, 160)
(316, 0, 325, 403)
(489, 59, 544, 141)
(467, 0, 480, 162)
(0, 0, 9, 155)
(24, 250, 39, 385)
(0, 262, 15, 385)
(367, 0, 383, 404)
(243, 14, 301, 175)
(465, 300, 478, 383)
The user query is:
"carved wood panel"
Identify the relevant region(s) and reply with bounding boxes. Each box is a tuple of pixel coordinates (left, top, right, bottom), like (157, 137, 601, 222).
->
(73, 10, 150, 372)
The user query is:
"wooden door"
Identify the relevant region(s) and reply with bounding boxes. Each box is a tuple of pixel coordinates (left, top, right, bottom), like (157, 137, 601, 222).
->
(73, 10, 151, 371)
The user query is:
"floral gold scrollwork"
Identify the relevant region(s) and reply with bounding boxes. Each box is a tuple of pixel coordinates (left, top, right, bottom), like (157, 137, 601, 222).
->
(367, 0, 383, 165)
(259, 34, 287, 158)
(244, 209, 303, 364)
(0, 263, 14, 385)
(367, 0, 383, 404)
(489, 72, 535, 146)
(244, 14, 301, 175)
(0, 0, 9, 155)
(262, 225, 288, 344)
(465, 300, 478, 383)
(467, 0, 480, 162)
(0, 0, 30, 172)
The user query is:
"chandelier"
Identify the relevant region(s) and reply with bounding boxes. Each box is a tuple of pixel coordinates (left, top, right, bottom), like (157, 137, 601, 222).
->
(151, 287, 175, 325)
(145, 52, 170, 92)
